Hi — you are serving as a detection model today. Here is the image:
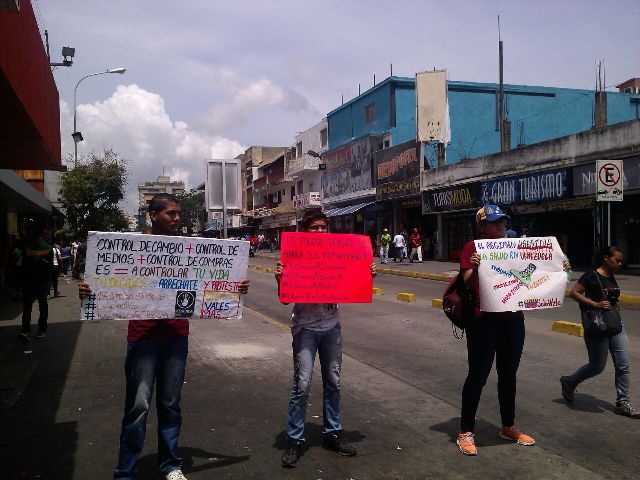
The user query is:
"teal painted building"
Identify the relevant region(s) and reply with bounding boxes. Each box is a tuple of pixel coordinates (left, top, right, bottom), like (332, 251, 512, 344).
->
(327, 76, 640, 167)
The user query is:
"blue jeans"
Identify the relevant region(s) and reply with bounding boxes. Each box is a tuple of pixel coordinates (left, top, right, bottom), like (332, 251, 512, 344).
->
(380, 246, 389, 263)
(114, 336, 188, 479)
(286, 324, 342, 442)
(565, 325, 630, 404)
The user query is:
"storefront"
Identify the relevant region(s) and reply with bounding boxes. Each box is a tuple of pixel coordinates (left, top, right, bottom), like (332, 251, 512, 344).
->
(573, 156, 640, 269)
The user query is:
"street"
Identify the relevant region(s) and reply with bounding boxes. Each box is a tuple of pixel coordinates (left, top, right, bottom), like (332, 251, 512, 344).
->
(0, 267, 638, 479)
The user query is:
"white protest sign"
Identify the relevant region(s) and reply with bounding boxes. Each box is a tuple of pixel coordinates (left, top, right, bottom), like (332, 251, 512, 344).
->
(475, 236, 567, 312)
(81, 231, 249, 321)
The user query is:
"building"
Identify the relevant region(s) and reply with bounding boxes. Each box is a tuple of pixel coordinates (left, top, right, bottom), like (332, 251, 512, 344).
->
(137, 175, 185, 230)
(616, 78, 640, 95)
(323, 75, 640, 250)
(421, 119, 640, 268)
(1, 1, 62, 283)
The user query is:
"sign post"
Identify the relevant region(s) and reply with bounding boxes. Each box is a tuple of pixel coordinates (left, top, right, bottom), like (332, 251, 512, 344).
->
(206, 159, 241, 239)
(596, 160, 624, 245)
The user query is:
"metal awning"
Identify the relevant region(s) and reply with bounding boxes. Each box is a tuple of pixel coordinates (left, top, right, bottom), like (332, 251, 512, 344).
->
(0, 169, 52, 213)
(324, 201, 375, 217)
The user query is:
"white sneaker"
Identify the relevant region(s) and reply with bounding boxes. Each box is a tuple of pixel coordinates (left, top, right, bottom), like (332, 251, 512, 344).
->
(165, 470, 187, 480)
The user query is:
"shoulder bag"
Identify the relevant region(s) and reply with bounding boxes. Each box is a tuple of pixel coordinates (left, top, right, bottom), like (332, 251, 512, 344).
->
(581, 272, 623, 336)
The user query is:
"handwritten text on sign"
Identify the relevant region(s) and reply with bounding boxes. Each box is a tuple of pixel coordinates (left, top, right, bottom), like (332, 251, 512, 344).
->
(81, 231, 249, 321)
(475, 236, 567, 312)
(279, 232, 373, 304)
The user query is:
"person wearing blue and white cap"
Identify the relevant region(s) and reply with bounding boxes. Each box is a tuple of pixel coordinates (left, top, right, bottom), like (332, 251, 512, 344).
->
(455, 205, 536, 456)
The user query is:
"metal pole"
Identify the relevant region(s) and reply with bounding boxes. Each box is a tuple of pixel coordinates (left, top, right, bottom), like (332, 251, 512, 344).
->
(222, 159, 228, 239)
(607, 202, 611, 246)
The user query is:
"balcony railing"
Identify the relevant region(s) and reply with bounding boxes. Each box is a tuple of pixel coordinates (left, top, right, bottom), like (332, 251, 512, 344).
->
(253, 169, 285, 191)
(287, 153, 322, 177)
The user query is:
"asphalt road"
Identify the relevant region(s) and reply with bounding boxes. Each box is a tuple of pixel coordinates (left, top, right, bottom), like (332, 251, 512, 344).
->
(243, 259, 640, 479)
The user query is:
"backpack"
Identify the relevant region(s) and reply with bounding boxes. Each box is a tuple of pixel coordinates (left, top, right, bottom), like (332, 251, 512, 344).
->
(442, 273, 473, 339)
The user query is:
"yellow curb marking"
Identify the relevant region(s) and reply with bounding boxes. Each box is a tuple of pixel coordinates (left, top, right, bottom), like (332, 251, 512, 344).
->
(372, 287, 383, 295)
(552, 320, 584, 337)
(254, 265, 264, 271)
(397, 292, 416, 302)
(432, 298, 443, 308)
(265, 268, 273, 273)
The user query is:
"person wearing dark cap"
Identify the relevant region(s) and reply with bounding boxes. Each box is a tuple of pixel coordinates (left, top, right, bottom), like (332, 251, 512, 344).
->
(456, 205, 535, 456)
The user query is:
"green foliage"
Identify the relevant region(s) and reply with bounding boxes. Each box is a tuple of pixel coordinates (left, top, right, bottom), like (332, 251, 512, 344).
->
(175, 189, 206, 235)
(59, 149, 130, 236)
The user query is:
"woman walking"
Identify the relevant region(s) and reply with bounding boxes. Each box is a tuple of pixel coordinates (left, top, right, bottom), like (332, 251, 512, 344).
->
(560, 246, 639, 419)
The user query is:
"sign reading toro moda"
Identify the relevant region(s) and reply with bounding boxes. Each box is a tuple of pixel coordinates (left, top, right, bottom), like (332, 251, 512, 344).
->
(422, 183, 481, 213)
(278, 232, 373, 303)
(482, 168, 570, 205)
(81, 231, 249, 321)
(375, 140, 420, 200)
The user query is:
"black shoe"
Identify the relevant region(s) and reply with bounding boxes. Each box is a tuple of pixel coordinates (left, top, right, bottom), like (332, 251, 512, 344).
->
(560, 376, 574, 403)
(323, 431, 357, 456)
(281, 438, 301, 468)
(615, 402, 640, 419)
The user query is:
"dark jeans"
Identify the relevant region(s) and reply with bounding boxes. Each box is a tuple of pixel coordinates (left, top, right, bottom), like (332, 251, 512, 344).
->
(22, 284, 48, 334)
(51, 266, 60, 295)
(461, 313, 525, 432)
(114, 336, 188, 479)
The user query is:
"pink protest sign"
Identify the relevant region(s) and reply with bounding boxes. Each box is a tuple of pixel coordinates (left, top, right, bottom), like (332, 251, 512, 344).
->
(279, 232, 373, 304)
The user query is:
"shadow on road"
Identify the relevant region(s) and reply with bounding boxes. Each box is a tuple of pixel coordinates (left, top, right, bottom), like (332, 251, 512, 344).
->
(429, 417, 506, 447)
(136, 447, 250, 476)
(552, 394, 615, 413)
(273, 424, 367, 454)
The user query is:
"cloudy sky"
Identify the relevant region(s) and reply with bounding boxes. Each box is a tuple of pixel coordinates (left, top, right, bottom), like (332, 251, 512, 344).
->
(37, 0, 639, 213)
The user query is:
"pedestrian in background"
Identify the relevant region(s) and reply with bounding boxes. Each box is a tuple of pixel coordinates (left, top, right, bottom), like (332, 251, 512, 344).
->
(560, 246, 639, 419)
(79, 193, 251, 480)
(392, 231, 405, 263)
(505, 224, 517, 238)
(20, 227, 51, 340)
(409, 227, 422, 263)
(50, 242, 62, 298)
(456, 205, 535, 456)
(9, 237, 24, 301)
(275, 209, 377, 468)
(379, 228, 391, 264)
(61, 242, 71, 276)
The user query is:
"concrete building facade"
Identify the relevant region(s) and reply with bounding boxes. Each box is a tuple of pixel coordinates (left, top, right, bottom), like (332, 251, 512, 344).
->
(136, 175, 185, 230)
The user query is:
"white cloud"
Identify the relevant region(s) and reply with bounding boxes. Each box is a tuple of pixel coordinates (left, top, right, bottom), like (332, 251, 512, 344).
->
(198, 69, 317, 133)
(60, 84, 245, 214)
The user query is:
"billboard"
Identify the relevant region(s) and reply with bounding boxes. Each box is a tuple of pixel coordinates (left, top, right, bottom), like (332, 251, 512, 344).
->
(481, 168, 570, 206)
(416, 70, 450, 144)
(375, 140, 420, 200)
(206, 159, 241, 211)
(321, 136, 379, 202)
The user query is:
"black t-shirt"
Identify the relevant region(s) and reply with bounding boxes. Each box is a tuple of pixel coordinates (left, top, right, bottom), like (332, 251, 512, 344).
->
(577, 270, 620, 311)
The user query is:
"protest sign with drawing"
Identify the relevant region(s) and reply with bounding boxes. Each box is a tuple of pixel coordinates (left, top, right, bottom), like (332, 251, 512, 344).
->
(475, 236, 567, 312)
(279, 232, 373, 304)
(81, 231, 249, 321)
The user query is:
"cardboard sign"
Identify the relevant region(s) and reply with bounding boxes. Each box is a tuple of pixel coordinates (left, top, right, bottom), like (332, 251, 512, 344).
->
(279, 232, 373, 303)
(475, 236, 567, 312)
(81, 231, 249, 321)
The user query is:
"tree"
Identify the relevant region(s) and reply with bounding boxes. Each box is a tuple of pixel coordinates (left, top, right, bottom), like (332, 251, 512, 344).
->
(59, 149, 130, 236)
(175, 189, 206, 235)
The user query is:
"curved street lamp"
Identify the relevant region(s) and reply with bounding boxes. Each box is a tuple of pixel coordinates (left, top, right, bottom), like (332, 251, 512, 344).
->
(72, 67, 127, 165)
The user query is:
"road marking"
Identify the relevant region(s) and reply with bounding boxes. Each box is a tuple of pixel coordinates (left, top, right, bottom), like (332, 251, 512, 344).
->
(244, 305, 289, 333)
(397, 292, 416, 302)
(431, 298, 443, 308)
(552, 320, 584, 337)
(372, 287, 383, 295)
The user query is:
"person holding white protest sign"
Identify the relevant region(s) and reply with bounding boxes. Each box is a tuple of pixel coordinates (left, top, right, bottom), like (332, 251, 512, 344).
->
(275, 209, 377, 468)
(456, 205, 535, 456)
(561, 246, 639, 419)
(79, 193, 250, 480)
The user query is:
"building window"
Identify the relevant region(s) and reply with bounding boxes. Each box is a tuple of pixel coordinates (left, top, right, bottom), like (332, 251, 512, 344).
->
(308, 182, 314, 192)
(291, 185, 295, 199)
(277, 190, 282, 203)
(297, 180, 303, 195)
(296, 141, 303, 157)
(320, 128, 328, 147)
(365, 102, 375, 124)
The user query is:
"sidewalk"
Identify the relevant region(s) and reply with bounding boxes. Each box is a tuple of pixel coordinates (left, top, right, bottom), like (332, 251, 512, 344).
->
(255, 250, 640, 304)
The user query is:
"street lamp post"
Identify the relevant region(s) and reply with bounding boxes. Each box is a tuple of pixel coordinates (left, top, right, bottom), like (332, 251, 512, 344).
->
(73, 67, 126, 165)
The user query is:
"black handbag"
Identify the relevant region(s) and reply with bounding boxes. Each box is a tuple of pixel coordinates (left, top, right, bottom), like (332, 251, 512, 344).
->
(581, 273, 623, 336)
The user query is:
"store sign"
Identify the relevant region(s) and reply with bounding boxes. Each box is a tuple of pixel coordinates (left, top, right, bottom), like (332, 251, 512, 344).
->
(573, 157, 640, 196)
(293, 192, 321, 210)
(322, 136, 379, 201)
(375, 140, 420, 200)
(481, 168, 569, 206)
(422, 183, 481, 213)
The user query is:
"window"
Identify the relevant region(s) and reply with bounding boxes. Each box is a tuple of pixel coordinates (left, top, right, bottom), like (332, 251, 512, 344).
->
(290, 186, 295, 199)
(277, 190, 282, 203)
(308, 182, 314, 192)
(297, 180, 303, 195)
(365, 102, 375, 124)
(320, 128, 328, 147)
(296, 142, 303, 157)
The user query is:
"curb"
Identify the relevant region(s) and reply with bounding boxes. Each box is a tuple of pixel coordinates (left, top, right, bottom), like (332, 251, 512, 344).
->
(552, 321, 584, 337)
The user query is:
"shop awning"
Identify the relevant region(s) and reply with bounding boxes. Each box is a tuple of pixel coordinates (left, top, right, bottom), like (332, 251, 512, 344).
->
(324, 201, 375, 217)
(0, 169, 51, 213)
